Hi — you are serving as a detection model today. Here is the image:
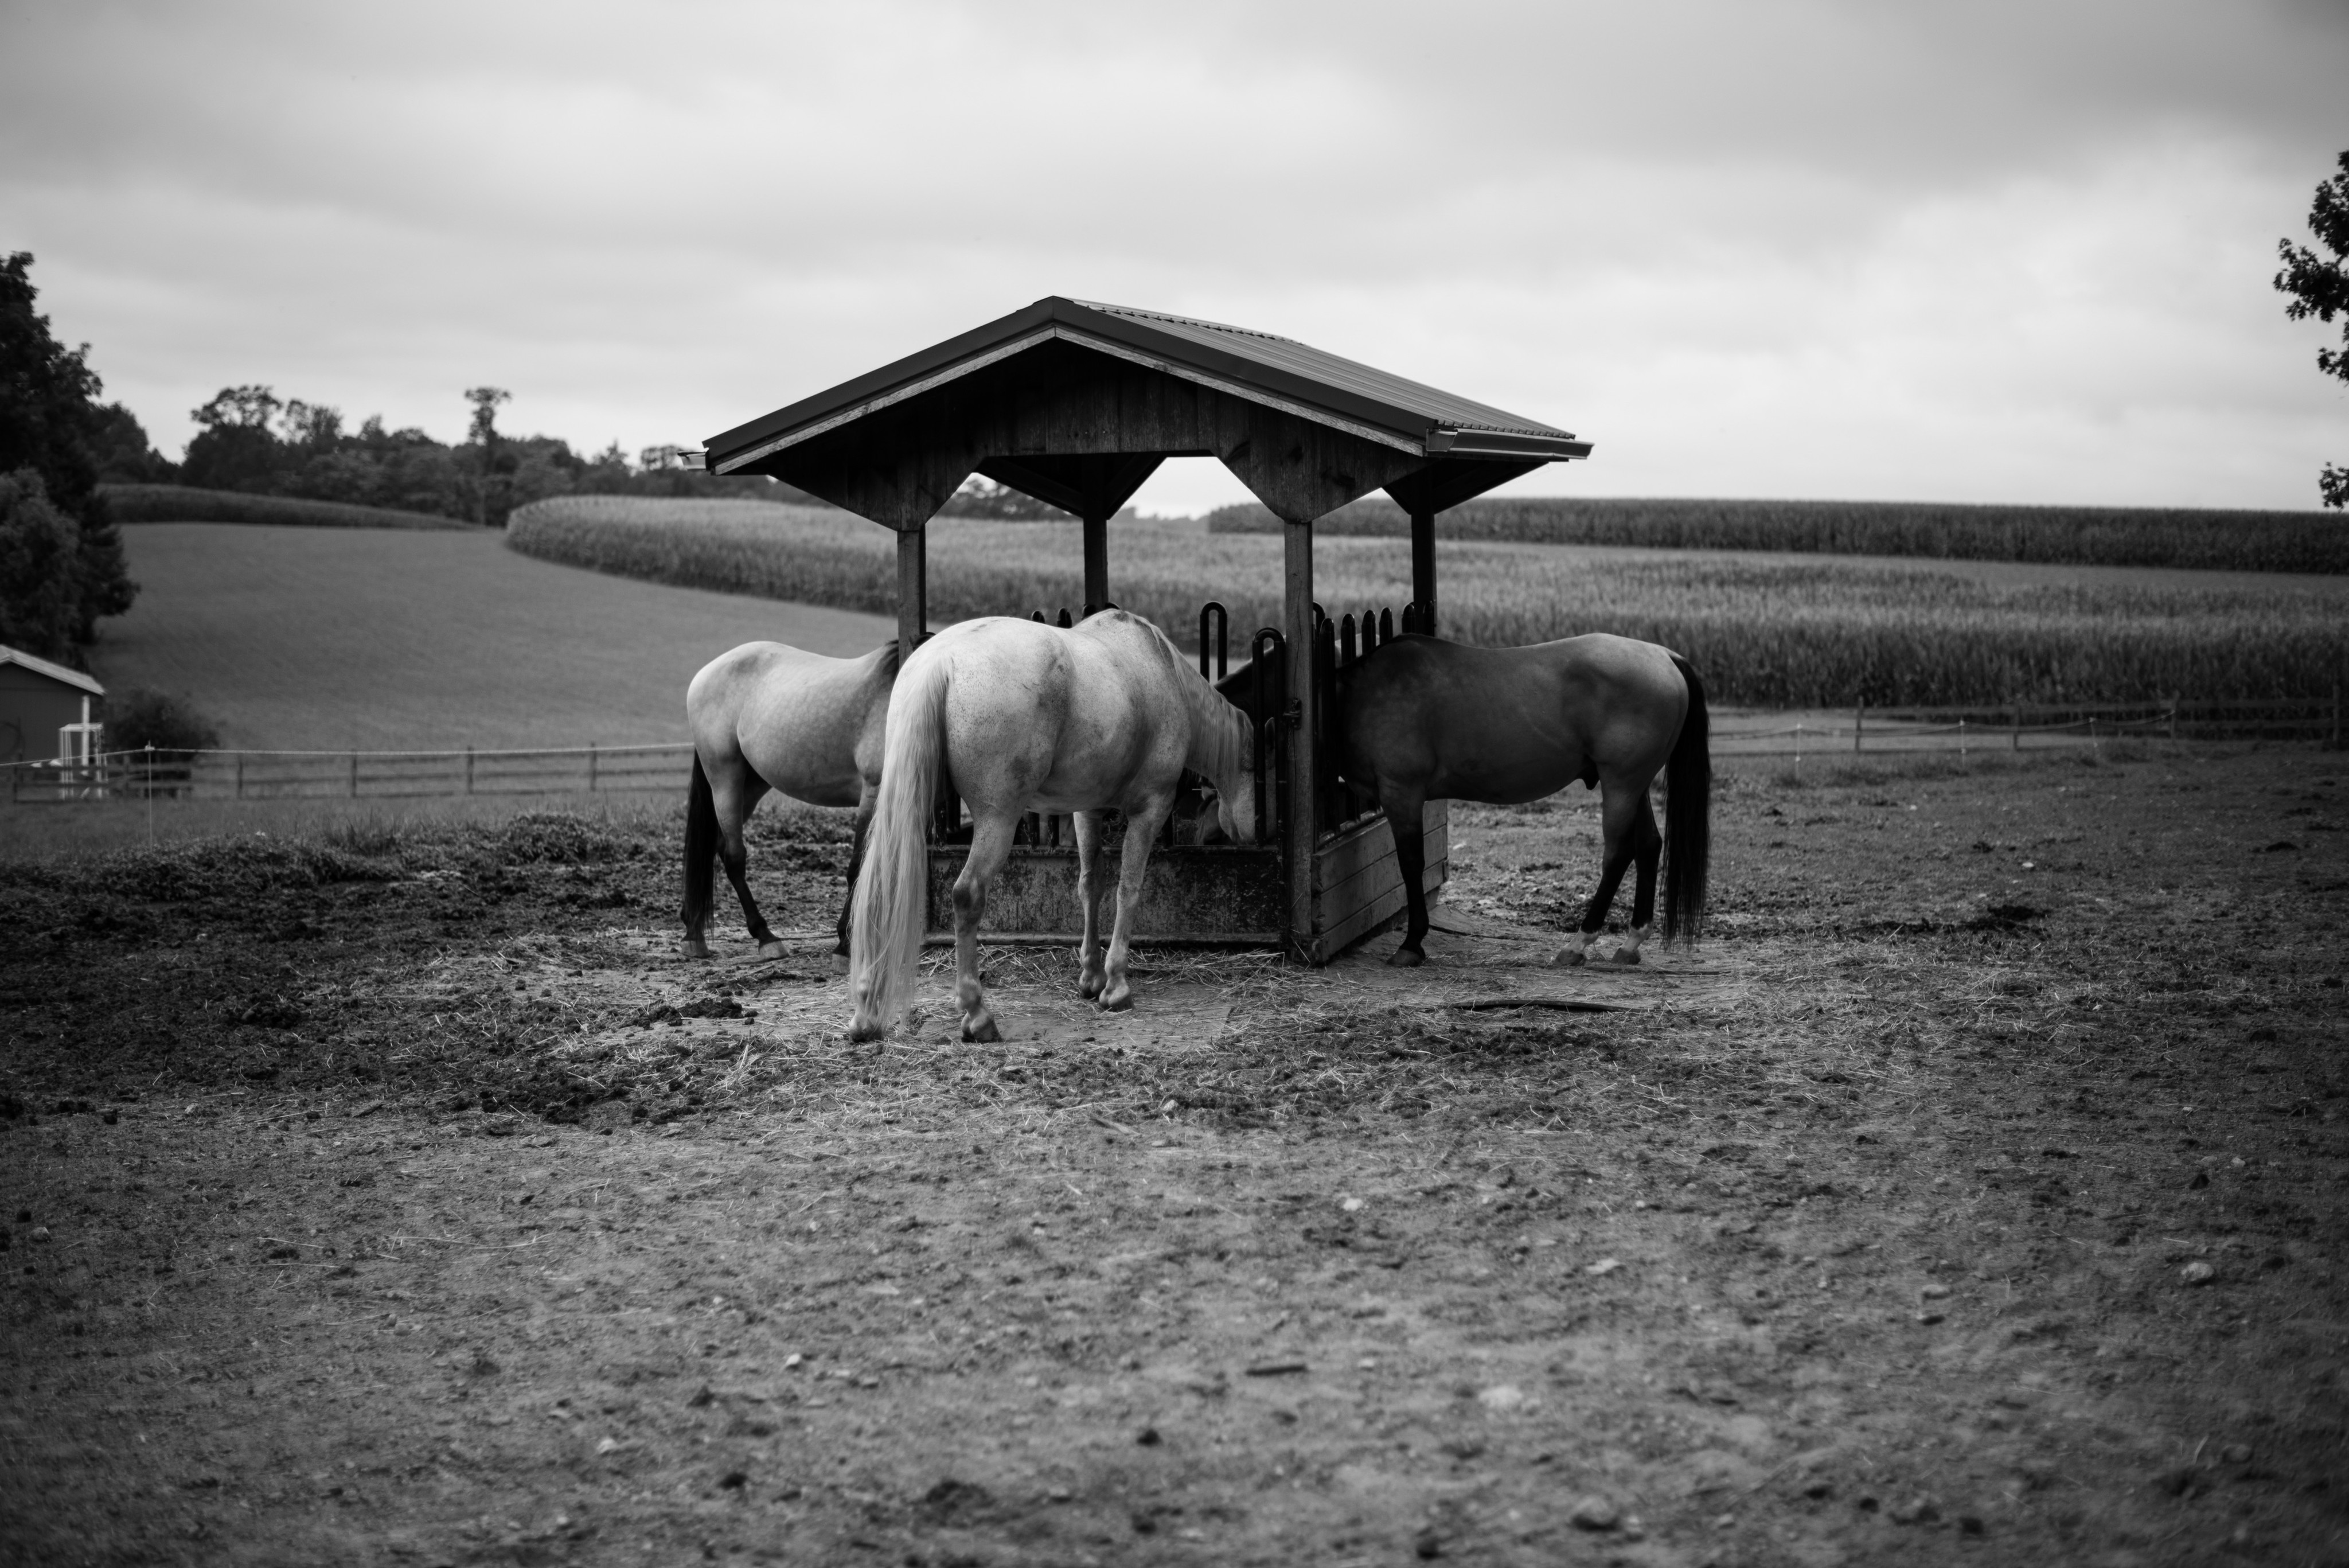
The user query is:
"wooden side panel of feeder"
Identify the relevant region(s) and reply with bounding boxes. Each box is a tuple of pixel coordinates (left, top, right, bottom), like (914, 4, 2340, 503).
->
(1311, 800, 1449, 961)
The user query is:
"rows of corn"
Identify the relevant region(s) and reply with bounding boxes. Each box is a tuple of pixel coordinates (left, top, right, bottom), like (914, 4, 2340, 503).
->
(1205, 495, 2349, 575)
(506, 497, 2349, 708)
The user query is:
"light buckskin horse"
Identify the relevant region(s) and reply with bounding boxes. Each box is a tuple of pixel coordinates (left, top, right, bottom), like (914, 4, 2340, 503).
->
(848, 611, 1260, 1043)
(1337, 631, 1710, 968)
(681, 639, 899, 962)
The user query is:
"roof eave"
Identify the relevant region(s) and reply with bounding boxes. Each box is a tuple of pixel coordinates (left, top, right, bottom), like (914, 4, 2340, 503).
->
(1430, 429, 1595, 461)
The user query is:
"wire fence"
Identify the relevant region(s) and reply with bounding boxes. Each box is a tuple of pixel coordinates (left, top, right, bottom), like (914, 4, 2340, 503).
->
(2, 743, 695, 804)
(1713, 696, 2346, 757)
(3, 694, 2342, 804)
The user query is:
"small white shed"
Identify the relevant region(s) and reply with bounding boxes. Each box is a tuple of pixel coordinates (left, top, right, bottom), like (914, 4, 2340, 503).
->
(0, 645, 104, 763)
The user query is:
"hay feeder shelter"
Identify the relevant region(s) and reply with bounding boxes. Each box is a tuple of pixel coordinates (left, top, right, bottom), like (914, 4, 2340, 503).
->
(704, 298, 1589, 962)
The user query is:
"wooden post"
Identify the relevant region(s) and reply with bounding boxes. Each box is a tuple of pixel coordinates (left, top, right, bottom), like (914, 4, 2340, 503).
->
(1409, 511, 1437, 637)
(897, 526, 927, 660)
(1284, 516, 1317, 961)
(1082, 512, 1109, 614)
(1854, 703, 1864, 754)
(234, 755, 243, 800)
(348, 753, 358, 798)
(465, 747, 474, 795)
(587, 743, 598, 793)
(2011, 707, 2020, 752)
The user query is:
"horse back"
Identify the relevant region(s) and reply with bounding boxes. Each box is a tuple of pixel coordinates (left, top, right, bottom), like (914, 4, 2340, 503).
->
(1343, 633, 1688, 804)
(690, 639, 896, 803)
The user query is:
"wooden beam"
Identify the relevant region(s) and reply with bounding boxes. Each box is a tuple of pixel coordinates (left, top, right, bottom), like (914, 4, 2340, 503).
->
(896, 527, 927, 660)
(1409, 511, 1436, 636)
(1083, 513, 1109, 610)
(1384, 457, 1543, 518)
(1283, 516, 1317, 959)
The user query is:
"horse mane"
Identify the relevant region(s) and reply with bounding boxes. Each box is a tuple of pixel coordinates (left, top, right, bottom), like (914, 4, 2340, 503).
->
(1153, 621, 1244, 784)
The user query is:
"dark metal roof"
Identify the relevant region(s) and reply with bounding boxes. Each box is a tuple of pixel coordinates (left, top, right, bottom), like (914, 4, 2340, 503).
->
(706, 297, 1590, 474)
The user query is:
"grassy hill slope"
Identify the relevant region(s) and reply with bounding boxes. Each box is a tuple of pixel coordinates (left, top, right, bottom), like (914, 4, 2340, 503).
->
(86, 524, 895, 751)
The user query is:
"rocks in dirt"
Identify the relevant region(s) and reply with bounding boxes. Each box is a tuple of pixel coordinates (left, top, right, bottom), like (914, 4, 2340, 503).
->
(2221, 1443, 2254, 1465)
(1569, 1497, 1620, 1531)
(1584, 1257, 1624, 1277)
(30, 1227, 50, 1243)
(1136, 1426, 1161, 1446)
(1919, 1282, 1952, 1299)
(1476, 1384, 1528, 1412)
(2179, 1261, 2217, 1285)
(2156, 1465, 2208, 1499)
(1887, 1497, 1941, 1525)
(717, 1470, 747, 1490)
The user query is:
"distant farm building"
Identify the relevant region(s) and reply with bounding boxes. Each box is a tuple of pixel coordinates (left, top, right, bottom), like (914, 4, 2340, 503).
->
(0, 645, 103, 763)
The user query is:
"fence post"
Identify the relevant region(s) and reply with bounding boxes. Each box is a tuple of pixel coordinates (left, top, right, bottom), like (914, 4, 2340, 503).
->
(234, 754, 244, 800)
(1959, 717, 1967, 761)
(1854, 703, 1863, 754)
(587, 743, 598, 793)
(465, 747, 474, 795)
(2335, 681, 2343, 752)
(2169, 695, 2178, 746)
(2089, 715, 2099, 759)
(348, 753, 358, 798)
(2011, 706, 2020, 752)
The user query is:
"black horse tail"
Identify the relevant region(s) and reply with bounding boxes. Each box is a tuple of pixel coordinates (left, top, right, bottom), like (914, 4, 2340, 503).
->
(1662, 656, 1711, 943)
(681, 751, 717, 938)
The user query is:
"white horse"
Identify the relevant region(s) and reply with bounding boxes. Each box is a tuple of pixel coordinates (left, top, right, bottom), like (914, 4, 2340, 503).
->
(848, 611, 1260, 1043)
(682, 640, 899, 961)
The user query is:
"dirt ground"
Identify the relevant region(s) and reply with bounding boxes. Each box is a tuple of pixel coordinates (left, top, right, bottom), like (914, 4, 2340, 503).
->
(2, 746, 2345, 1567)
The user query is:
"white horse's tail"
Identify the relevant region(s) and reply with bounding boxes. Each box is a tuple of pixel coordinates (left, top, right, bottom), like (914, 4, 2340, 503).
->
(848, 648, 946, 1038)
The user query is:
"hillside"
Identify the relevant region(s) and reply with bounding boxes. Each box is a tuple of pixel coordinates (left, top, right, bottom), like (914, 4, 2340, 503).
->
(85, 524, 895, 751)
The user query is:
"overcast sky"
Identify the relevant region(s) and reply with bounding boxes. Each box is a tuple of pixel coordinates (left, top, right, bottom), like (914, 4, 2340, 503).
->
(4, 0, 2345, 513)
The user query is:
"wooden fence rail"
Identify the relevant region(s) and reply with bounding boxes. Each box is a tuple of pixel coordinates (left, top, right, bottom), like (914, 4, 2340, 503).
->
(4, 692, 2343, 804)
(3, 743, 696, 804)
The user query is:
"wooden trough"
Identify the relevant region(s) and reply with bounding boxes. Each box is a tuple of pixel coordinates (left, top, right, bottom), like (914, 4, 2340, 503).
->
(703, 298, 1589, 962)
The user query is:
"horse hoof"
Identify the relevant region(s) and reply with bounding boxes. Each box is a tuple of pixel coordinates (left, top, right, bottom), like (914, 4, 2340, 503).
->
(1387, 946, 1425, 968)
(682, 938, 710, 959)
(1077, 975, 1106, 1001)
(1552, 949, 1587, 968)
(758, 940, 789, 961)
(1611, 949, 1641, 966)
(829, 953, 849, 976)
(962, 1016, 1001, 1044)
(1099, 991, 1134, 1013)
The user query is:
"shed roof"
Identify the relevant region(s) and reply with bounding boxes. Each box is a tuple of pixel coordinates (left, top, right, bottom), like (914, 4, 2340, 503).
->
(0, 645, 103, 696)
(707, 297, 1591, 475)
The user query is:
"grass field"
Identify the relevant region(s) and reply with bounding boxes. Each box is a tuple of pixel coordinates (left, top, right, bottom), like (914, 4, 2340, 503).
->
(102, 483, 475, 531)
(83, 524, 896, 751)
(1206, 494, 2349, 574)
(508, 497, 2349, 708)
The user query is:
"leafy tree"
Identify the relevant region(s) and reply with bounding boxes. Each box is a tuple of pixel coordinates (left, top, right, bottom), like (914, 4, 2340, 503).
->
(103, 687, 218, 760)
(85, 402, 175, 482)
(2275, 150, 2349, 509)
(181, 383, 287, 492)
(464, 386, 510, 525)
(0, 468, 83, 658)
(0, 252, 137, 638)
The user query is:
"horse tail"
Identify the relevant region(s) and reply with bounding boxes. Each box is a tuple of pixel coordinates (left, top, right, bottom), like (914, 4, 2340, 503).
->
(682, 751, 717, 938)
(1663, 654, 1711, 943)
(848, 648, 946, 1038)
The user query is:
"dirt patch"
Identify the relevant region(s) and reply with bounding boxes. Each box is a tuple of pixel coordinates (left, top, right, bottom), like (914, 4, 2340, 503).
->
(2, 750, 2346, 1566)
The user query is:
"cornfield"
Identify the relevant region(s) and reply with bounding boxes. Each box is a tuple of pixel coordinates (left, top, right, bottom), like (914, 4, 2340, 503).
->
(1206, 495, 2349, 575)
(506, 497, 2349, 708)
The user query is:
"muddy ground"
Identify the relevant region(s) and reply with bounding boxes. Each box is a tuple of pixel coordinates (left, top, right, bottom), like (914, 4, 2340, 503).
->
(2, 746, 2345, 1568)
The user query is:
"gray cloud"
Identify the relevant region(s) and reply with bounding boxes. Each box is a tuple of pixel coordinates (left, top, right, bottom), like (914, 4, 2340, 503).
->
(3, 0, 2343, 509)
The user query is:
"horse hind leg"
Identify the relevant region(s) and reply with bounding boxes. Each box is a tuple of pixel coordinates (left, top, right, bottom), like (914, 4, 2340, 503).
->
(1074, 811, 1110, 1000)
(1614, 797, 1664, 965)
(713, 770, 781, 957)
(1098, 797, 1172, 1012)
(951, 814, 1019, 1043)
(1556, 785, 1644, 968)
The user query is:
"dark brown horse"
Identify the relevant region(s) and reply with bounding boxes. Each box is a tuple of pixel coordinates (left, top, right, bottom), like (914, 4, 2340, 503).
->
(1337, 631, 1710, 967)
